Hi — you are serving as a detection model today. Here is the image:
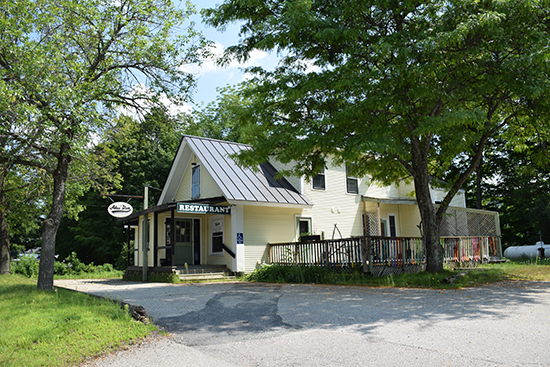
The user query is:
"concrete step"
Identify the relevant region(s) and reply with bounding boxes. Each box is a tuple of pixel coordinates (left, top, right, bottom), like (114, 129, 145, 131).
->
(176, 265, 230, 274)
(178, 272, 236, 281)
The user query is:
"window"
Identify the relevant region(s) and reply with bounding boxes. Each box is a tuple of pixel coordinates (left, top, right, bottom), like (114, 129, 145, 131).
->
(381, 215, 397, 237)
(388, 215, 397, 237)
(191, 165, 200, 199)
(380, 219, 387, 237)
(296, 217, 312, 241)
(210, 217, 224, 254)
(312, 168, 326, 190)
(346, 166, 358, 194)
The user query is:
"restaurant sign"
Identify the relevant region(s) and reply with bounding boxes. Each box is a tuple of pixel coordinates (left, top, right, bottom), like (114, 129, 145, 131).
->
(107, 202, 134, 218)
(177, 203, 231, 215)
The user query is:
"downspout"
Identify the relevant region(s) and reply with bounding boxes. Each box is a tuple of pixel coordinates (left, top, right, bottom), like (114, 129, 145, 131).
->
(362, 198, 373, 274)
(377, 202, 382, 236)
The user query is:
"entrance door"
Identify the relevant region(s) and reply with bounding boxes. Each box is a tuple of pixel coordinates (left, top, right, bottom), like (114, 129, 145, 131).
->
(174, 219, 193, 265)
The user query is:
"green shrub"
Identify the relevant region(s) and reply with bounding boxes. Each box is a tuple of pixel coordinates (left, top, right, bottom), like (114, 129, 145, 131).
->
(10, 243, 25, 253)
(246, 264, 337, 283)
(98, 263, 114, 272)
(84, 262, 97, 273)
(54, 261, 67, 275)
(115, 244, 130, 270)
(65, 252, 86, 273)
(12, 255, 39, 277)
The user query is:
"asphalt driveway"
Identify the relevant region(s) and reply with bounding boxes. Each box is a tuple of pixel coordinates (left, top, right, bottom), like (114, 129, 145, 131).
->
(54, 279, 550, 367)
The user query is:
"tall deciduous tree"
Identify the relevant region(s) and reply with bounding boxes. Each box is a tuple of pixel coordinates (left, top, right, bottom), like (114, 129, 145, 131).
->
(203, 0, 550, 272)
(0, 0, 206, 289)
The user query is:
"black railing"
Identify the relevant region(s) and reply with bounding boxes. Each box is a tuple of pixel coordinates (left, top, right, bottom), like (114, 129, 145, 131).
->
(269, 237, 364, 268)
(222, 243, 236, 258)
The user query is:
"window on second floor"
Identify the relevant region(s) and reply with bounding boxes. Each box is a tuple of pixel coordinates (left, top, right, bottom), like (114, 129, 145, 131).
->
(346, 165, 359, 194)
(312, 168, 326, 190)
(191, 164, 200, 200)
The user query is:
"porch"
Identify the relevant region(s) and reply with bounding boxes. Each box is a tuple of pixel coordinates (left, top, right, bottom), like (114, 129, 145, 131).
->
(122, 199, 239, 277)
(268, 235, 502, 276)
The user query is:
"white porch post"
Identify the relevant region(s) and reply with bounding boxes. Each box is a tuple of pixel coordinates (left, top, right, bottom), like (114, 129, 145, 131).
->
(231, 204, 245, 273)
(142, 216, 150, 282)
(134, 226, 139, 266)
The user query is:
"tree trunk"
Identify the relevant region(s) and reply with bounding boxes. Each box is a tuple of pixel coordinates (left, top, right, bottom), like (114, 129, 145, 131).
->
(0, 208, 10, 275)
(410, 137, 444, 273)
(37, 145, 70, 291)
(476, 157, 483, 209)
(0, 171, 10, 275)
(413, 176, 444, 273)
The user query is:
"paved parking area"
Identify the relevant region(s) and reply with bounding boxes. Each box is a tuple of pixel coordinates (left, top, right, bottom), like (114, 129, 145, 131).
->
(55, 279, 550, 366)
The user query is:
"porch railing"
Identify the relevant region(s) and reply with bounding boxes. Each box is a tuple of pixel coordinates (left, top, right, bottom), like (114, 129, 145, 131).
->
(268, 235, 500, 273)
(441, 236, 501, 263)
(269, 237, 364, 267)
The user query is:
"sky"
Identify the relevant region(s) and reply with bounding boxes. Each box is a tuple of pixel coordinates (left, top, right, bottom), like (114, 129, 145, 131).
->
(180, 0, 280, 111)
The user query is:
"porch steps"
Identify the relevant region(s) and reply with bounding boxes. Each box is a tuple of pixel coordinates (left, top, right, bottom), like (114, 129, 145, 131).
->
(178, 272, 236, 282)
(176, 265, 235, 282)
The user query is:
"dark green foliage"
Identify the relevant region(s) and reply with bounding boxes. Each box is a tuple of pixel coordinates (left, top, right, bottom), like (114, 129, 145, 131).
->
(12, 255, 39, 277)
(123, 270, 180, 283)
(53, 261, 67, 275)
(107, 108, 184, 210)
(13, 252, 116, 277)
(485, 147, 550, 248)
(63, 252, 86, 274)
(245, 265, 514, 288)
(56, 192, 126, 266)
(450, 141, 550, 248)
(246, 265, 339, 283)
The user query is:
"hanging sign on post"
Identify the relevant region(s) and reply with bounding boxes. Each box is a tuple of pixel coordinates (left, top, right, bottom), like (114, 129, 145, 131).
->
(107, 202, 134, 218)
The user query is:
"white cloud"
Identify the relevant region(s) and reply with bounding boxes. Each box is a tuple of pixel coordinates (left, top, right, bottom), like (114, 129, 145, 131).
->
(182, 42, 270, 77)
(119, 83, 192, 119)
(299, 58, 321, 74)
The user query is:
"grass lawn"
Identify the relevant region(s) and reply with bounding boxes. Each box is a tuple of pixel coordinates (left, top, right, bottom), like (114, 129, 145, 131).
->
(480, 259, 550, 281)
(53, 270, 125, 280)
(0, 274, 156, 367)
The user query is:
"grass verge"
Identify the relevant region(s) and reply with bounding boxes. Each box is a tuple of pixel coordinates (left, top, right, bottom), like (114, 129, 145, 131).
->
(0, 274, 156, 367)
(246, 261, 550, 289)
(53, 270, 124, 280)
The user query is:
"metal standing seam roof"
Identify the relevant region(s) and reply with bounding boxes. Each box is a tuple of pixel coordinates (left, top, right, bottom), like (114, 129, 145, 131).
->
(184, 136, 312, 206)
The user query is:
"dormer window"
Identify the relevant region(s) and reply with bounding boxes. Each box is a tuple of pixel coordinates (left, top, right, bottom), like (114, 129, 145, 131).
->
(312, 167, 326, 190)
(191, 164, 200, 199)
(346, 165, 358, 194)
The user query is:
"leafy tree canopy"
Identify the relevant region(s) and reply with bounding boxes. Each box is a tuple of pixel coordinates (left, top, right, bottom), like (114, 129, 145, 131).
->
(204, 0, 550, 272)
(185, 84, 254, 143)
(105, 107, 184, 208)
